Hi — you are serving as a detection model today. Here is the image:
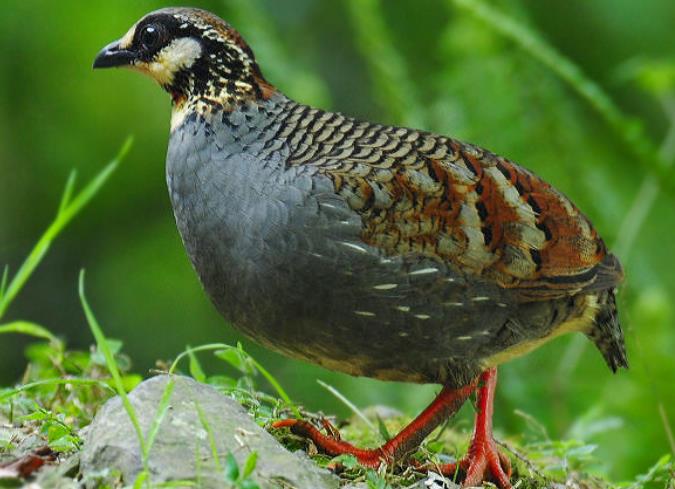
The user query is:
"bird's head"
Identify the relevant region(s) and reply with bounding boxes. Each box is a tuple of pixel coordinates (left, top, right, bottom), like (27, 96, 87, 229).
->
(93, 8, 275, 108)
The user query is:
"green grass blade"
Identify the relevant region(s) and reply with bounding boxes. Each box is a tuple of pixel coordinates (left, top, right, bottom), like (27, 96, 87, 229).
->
(376, 414, 392, 442)
(0, 321, 57, 342)
(144, 377, 176, 460)
(57, 136, 133, 227)
(317, 379, 377, 434)
(58, 170, 78, 215)
(169, 343, 233, 374)
(450, 0, 673, 191)
(0, 245, 49, 322)
(0, 136, 133, 320)
(247, 354, 300, 419)
(195, 400, 224, 474)
(78, 270, 146, 456)
(0, 266, 8, 300)
(0, 378, 115, 402)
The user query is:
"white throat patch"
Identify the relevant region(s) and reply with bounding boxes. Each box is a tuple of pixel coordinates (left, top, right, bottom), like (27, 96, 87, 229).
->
(141, 37, 203, 86)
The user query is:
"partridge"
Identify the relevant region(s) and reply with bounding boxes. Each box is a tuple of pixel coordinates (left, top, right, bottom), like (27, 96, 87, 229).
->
(94, 8, 626, 488)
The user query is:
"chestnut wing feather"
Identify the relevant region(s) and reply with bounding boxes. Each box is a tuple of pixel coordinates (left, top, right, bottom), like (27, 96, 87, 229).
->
(282, 105, 619, 299)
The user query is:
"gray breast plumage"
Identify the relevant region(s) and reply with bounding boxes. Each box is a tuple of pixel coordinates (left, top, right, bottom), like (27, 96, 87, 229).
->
(165, 96, 574, 386)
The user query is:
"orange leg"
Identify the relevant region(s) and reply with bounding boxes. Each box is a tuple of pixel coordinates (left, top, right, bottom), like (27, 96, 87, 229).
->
(272, 368, 512, 488)
(273, 379, 477, 468)
(437, 368, 512, 488)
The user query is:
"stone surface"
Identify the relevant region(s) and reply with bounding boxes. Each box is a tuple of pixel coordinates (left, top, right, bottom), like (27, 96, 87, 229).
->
(80, 375, 338, 489)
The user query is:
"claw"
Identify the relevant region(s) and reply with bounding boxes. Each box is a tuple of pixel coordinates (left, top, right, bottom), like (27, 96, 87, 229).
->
(437, 437, 511, 488)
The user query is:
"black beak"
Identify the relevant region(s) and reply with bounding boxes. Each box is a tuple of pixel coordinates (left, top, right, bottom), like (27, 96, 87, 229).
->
(93, 40, 136, 69)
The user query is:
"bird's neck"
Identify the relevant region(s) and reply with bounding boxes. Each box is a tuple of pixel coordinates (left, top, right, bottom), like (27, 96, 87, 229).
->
(169, 88, 289, 136)
(166, 54, 277, 112)
(169, 83, 277, 133)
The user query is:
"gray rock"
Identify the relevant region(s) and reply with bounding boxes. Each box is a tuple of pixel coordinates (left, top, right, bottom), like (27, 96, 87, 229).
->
(81, 375, 338, 489)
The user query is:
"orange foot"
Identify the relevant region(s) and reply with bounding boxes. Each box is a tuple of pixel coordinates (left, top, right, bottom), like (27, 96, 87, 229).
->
(437, 436, 512, 488)
(272, 369, 513, 489)
(436, 368, 512, 488)
(272, 380, 477, 469)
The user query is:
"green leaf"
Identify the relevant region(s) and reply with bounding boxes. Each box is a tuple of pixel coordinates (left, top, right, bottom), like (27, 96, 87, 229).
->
(224, 453, 239, 482)
(332, 454, 358, 470)
(215, 347, 255, 376)
(205, 375, 237, 390)
(132, 470, 149, 489)
(187, 346, 207, 383)
(19, 410, 48, 422)
(48, 434, 80, 452)
(241, 451, 258, 479)
(366, 469, 392, 489)
(91, 338, 123, 366)
(0, 322, 56, 342)
(567, 443, 598, 459)
(45, 422, 70, 441)
(121, 374, 143, 392)
(239, 479, 260, 489)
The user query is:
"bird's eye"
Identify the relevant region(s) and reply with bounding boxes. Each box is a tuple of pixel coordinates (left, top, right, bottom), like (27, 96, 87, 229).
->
(140, 25, 161, 50)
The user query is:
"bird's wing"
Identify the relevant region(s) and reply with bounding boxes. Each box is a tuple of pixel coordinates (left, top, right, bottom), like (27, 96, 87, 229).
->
(284, 109, 620, 299)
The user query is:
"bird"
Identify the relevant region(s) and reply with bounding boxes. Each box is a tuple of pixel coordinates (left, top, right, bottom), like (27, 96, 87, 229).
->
(93, 8, 627, 488)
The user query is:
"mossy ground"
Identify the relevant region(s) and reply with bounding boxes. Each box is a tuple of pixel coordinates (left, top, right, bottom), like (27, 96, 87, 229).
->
(271, 402, 670, 489)
(2, 335, 671, 488)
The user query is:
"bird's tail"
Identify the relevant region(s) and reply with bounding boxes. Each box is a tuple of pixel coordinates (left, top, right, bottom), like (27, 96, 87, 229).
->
(587, 288, 628, 372)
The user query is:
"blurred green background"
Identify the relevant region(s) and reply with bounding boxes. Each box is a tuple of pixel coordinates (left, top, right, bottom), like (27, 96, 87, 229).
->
(0, 0, 673, 483)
